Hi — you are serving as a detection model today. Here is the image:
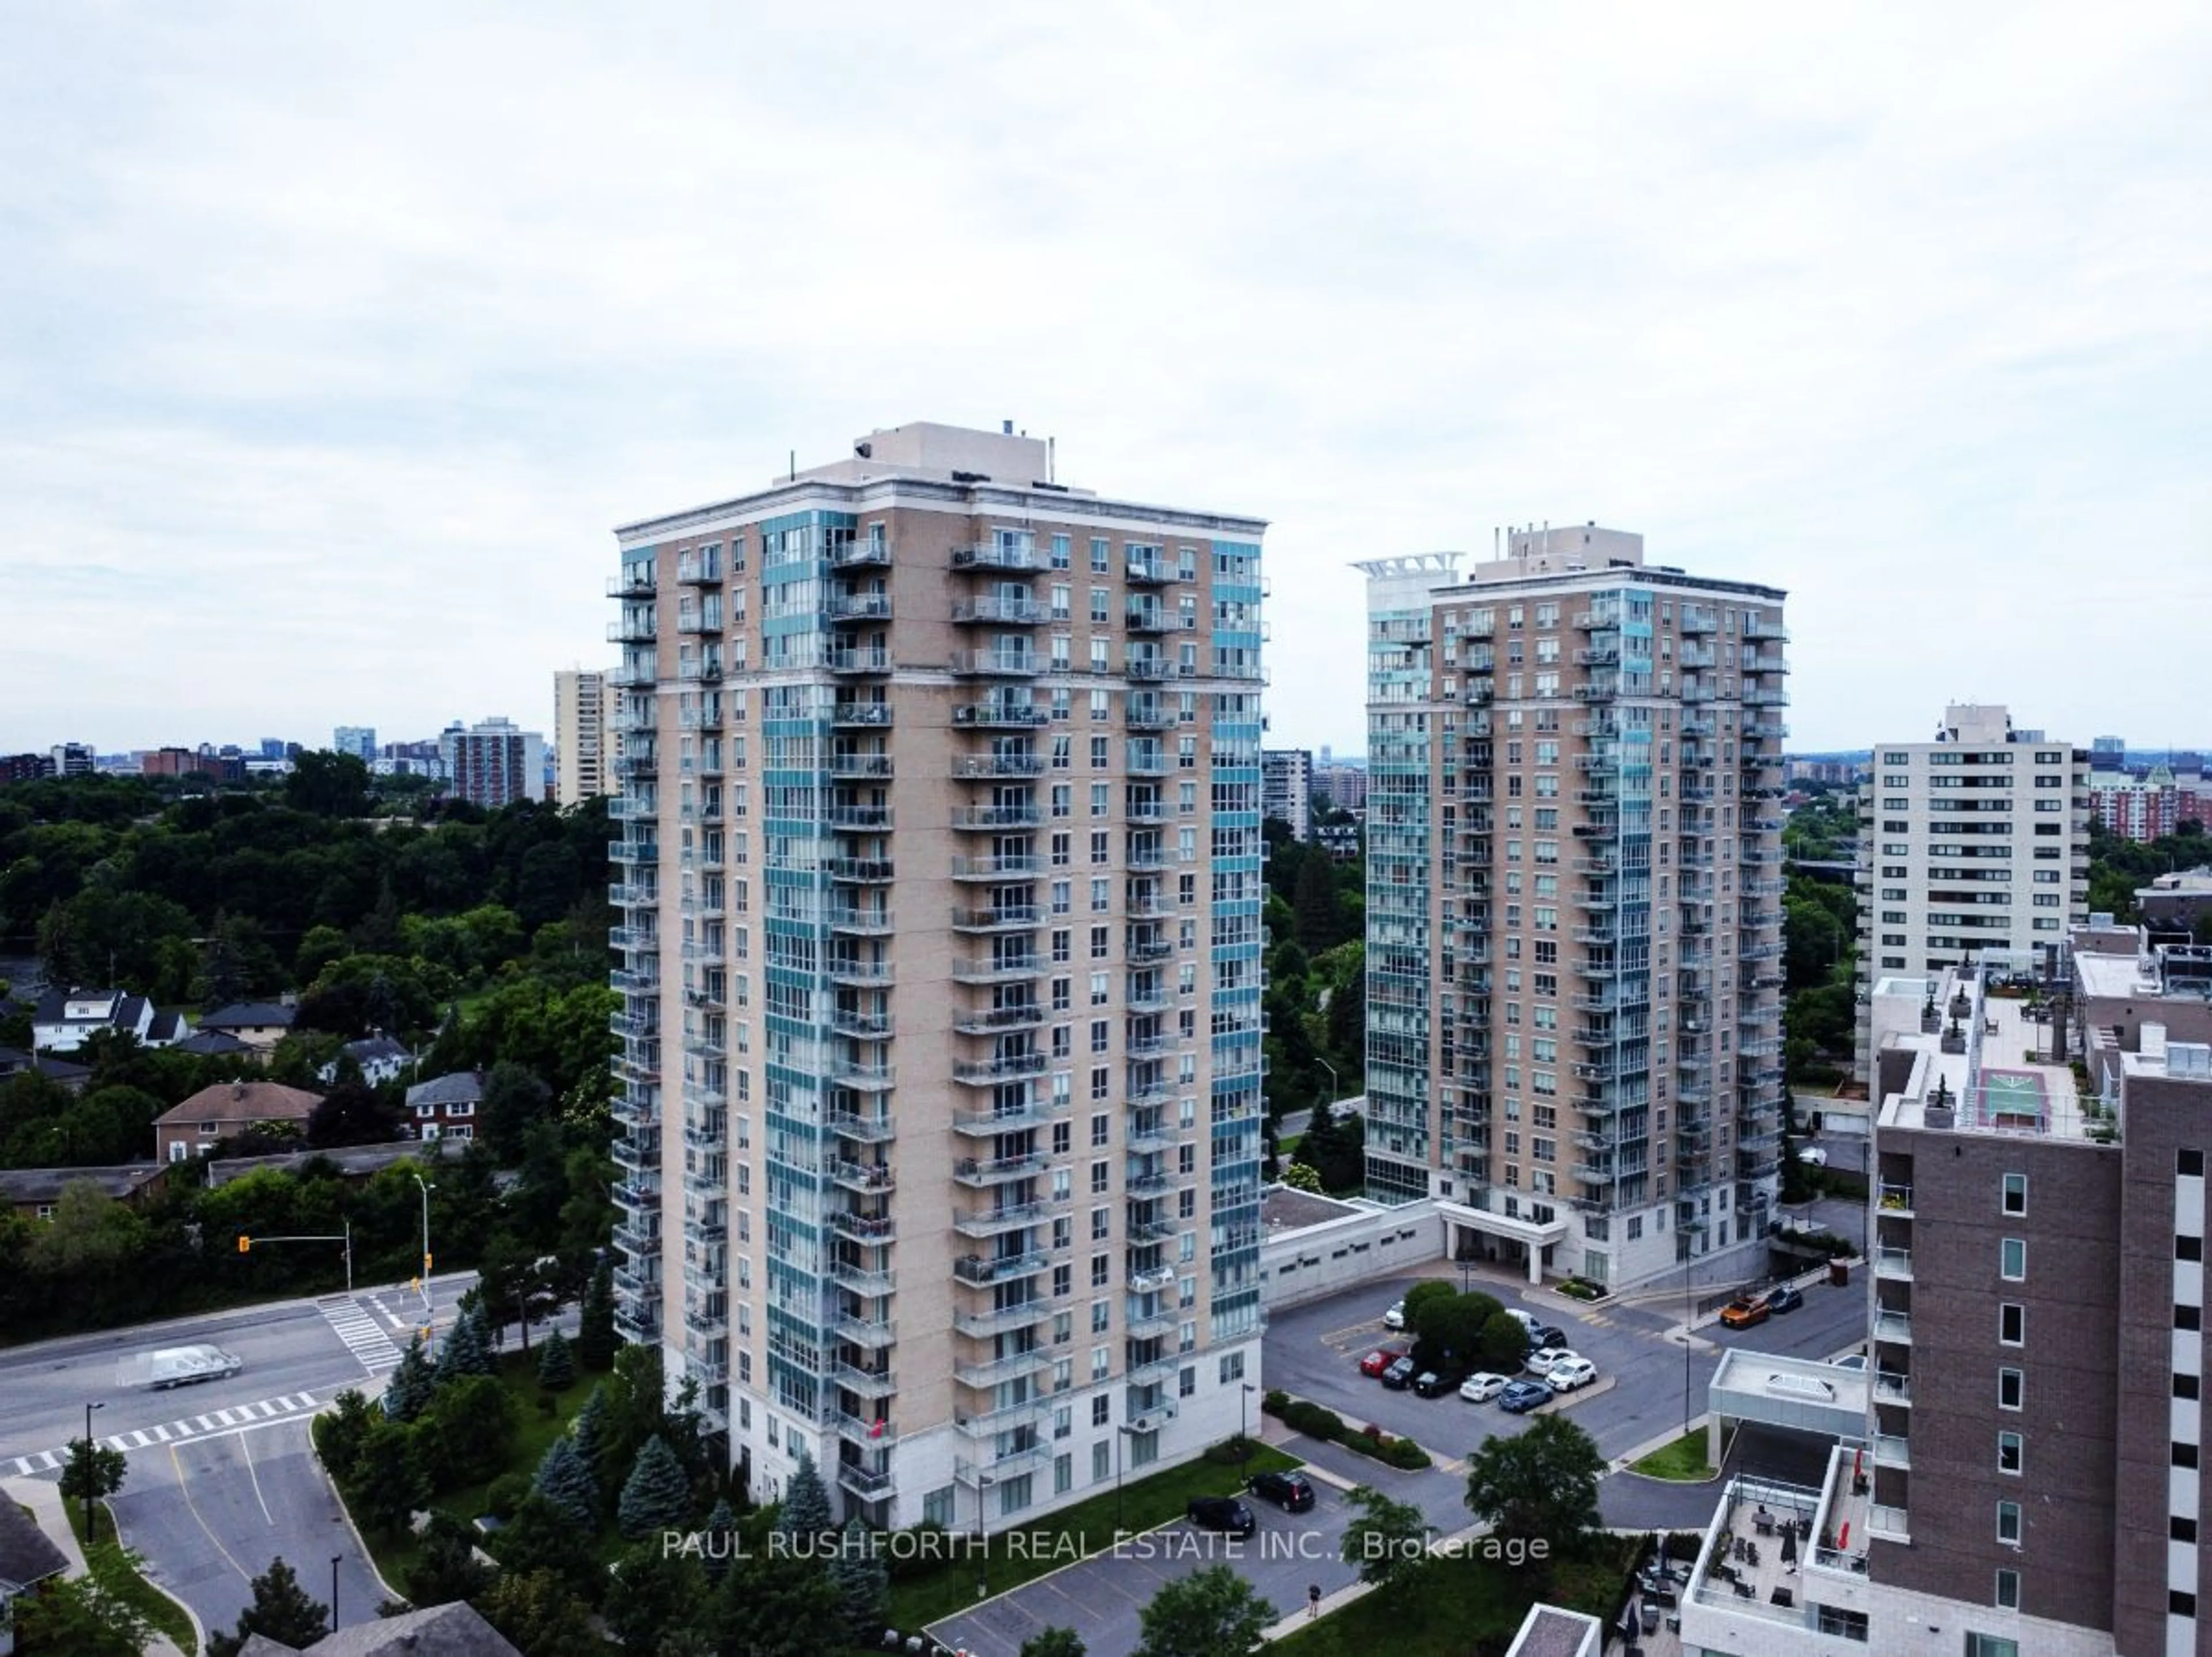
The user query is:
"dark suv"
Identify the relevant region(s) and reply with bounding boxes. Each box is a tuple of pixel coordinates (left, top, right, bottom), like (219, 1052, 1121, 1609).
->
(1380, 1355, 1418, 1390)
(1413, 1368, 1464, 1399)
(1187, 1496, 1256, 1536)
(1247, 1469, 1316, 1512)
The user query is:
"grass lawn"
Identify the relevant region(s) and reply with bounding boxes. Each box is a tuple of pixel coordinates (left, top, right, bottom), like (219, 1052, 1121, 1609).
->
(1271, 1533, 1637, 1657)
(67, 1499, 200, 1655)
(335, 1345, 601, 1594)
(1630, 1428, 1718, 1482)
(887, 1443, 1305, 1632)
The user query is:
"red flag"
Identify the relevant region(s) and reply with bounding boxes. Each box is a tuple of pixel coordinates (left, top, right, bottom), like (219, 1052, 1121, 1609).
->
(869, 1419, 885, 1438)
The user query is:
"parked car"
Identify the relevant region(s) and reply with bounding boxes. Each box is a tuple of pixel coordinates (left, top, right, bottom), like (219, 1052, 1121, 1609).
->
(1766, 1283, 1805, 1315)
(1797, 1146, 1830, 1166)
(1502, 1307, 1538, 1333)
(1384, 1299, 1407, 1330)
(1834, 1352, 1869, 1372)
(1498, 1378, 1553, 1413)
(1719, 1296, 1771, 1330)
(1381, 1356, 1418, 1390)
(1413, 1367, 1463, 1398)
(1546, 1357, 1598, 1392)
(1359, 1346, 1408, 1378)
(1459, 1371, 1510, 1403)
(1528, 1322, 1567, 1349)
(1247, 1470, 1315, 1512)
(1525, 1345, 1581, 1377)
(1187, 1496, 1256, 1536)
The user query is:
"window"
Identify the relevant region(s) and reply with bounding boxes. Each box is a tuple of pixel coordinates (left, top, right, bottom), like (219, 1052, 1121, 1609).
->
(1999, 1238, 2026, 1280)
(2001, 1172, 2026, 1215)
(2173, 1591, 2199, 1618)
(2179, 1373, 2203, 1401)
(1995, 1568, 2020, 1610)
(1999, 1303, 2024, 1345)
(1997, 1431, 2022, 1474)
(2175, 1516, 2200, 1543)
(1964, 1637, 2019, 1657)
(1090, 1395, 1111, 1427)
(923, 1487, 956, 1529)
(1092, 1441, 1111, 1482)
(1995, 1500, 2021, 1544)
(2180, 1235, 2205, 1262)
(2182, 1149, 2206, 1179)
(1998, 1367, 2023, 1410)
(2174, 1442, 2200, 1470)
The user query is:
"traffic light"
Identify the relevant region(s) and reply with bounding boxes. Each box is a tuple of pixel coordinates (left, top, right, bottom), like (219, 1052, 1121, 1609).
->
(238, 1236, 251, 1254)
(423, 1253, 433, 1274)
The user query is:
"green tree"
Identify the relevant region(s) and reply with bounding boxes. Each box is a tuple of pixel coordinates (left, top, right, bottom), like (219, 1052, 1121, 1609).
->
(283, 750, 374, 819)
(1339, 1484, 1431, 1585)
(478, 1568, 605, 1657)
(399, 1511, 494, 1608)
(711, 1545, 843, 1657)
(537, 1326, 577, 1391)
(381, 1332, 436, 1422)
(827, 1515, 889, 1642)
(619, 1434, 694, 1540)
(499, 1491, 603, 1587)
(1278, 1161, 1321, 1193)
(1476, 1313, 1533, 1371)
(1463, 1413, 1604, 1568)
(206, 1556, 329, 1657)
(305, 1080, 403, 1148)
(570, 1381, 609, 1476)
(59, 1432, 128, 1512)
(699, 1494, 737, 1585)
(533, 1432, 601, 1529)
(1411, 1290, 1500, 1369)
(434, 1302, 495, 1385)
(577, 1254, 617, 1371)
(315, 1387, 376, 1487)
(351, 1420, 430, 1534)
(1132, 1564, 1275, 1657)
(12, 1570, 153, 1657)
(1021, 1632, 1089, 1657)
(1291, 851, 1342, 953)
(773, 1446, 833, 1539)
(480, 1059, 555, 1165)
(421, 1372, 518, 1488)
(605, 1543, 709, 1653)
(1399, 1280, 1457, 1326)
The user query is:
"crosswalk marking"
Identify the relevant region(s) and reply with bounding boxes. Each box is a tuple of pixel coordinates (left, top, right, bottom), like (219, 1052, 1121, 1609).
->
(3, 1391, 323, 1477)
(319, 1294, 404, 1374)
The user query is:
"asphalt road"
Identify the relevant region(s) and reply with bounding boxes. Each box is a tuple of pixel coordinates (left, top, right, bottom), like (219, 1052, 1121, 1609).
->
(0, 1273, 484, 1638)
(929, 1264, 1871, 1656)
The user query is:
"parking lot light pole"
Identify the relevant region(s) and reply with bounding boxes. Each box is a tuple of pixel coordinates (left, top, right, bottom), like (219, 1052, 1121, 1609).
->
(331, 1554, 341, 1632)
(1239, 1383, 1257, 1476)
(410, 1173, 434, 1319)
(82, 1401, 104, 1544)
(975, 1474, 994, 1601)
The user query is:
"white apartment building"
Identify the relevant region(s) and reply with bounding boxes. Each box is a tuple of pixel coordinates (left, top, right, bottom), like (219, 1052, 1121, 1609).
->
(1260, 748, 1313, 840)
(555, 669, 619, 806)
(1852, 705, 2090, 1076)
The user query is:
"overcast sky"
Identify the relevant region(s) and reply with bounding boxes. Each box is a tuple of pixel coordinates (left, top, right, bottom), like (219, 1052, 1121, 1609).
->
(4, 3, 2206, 759)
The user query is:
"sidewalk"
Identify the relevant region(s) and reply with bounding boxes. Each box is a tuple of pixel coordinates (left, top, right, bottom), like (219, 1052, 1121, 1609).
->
(3, 1476, 191, 1657)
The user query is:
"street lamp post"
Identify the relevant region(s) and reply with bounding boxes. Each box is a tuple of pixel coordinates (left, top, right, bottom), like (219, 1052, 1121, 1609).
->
(974, 1475, 994, 1602)
(410, 1173, 435, 1319)
(1315, 1057, 1339, 1112)
(330, 1554, 341, 1633)
(82, 1401, 104, 1545)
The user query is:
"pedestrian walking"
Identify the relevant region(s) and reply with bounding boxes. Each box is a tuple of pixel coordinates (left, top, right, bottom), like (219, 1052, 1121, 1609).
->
(1307, 1583, 1322, 1619)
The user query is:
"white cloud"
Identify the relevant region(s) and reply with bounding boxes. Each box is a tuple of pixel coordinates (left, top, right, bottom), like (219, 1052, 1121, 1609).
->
(1, 1, 2206, 755)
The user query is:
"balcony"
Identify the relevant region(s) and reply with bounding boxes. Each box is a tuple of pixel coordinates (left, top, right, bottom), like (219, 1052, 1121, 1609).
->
(826, 957, 894, 987)
(835, 1461, 895, 1500)
(827, 1209, 896, 1245)
(954, 1054, 1048, 1085)
(1874, 1246, 1914, 1281)
(955, 1349, 1053, 1390)
(1876, 1182, 1914, 1216)
(1124, 703, 1175, 731)
(827, 754, 895, 782)
(951, 955, 1043, 985)
(827, 856, 895, 885)
(829, 1258, 896, 1296)
(953, 1251, 1050, 1286)
(953, 1297, 1060, 1339)
(1874, 1369, 1913, 1407)
(1872, 1433, 1911, 1470)
(953, 1004, 1045, 1036)
(954, 1199, 1067, 1239)
(952, 854, 1042, 881)
(950, 649, 1043, 678)
(832, 1311, 897, 1349)
(952, 596, 1044, 625)
(824, 805, 892, 830)
(828, 1362, 897, 1399)
(952, 754, 1048, 779)
(952, 541, 1036, 572)
(953, 702, 1048, 729)
(951, 805, 1044, 831)
(825, 646, 891, 676)
(1126, 556, 1172, 585)
(829, 1158, 896, 1196)
(827, 593, 893, 623)
(1127, 1262, 1177, 1294)
(826, 1110, 896, 1143)
(828, 907, 896, 936)
(1124, 657, 1171, 682)
(1872, 1309, 1913, 1346)
(955, 1152, 1048, 1187)
(830, 538, 891, 568)
(1125, 604, 1171, 635)
(952, 1099, 1064, 1135)
(832, 702, 892, 729)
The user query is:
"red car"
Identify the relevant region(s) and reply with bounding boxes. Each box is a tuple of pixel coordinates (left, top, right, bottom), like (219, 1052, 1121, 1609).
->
(1359, 1346, 1410, 1378)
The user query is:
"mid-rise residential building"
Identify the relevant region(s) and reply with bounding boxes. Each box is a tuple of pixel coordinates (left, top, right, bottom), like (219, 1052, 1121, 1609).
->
(50, 742, 94, 776)
(1680, 934, 2211, 1656)
(333, 726, 378, 760)
(1313, 759, 1367, 812)
(555, 669, 619, 806)
(0, 753, 55, 784)
(604, 420, 1268, 1528)
(1260, 748, 1313, 840)
(1851, 706, 2091, 1077)
(438, 717, 545, 808)
(2089, 763, 2209, 842)
(1357, 525, 1789, 1290)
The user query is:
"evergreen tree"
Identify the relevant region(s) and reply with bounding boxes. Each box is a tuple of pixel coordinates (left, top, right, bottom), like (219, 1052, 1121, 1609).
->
(498, 1491, 601, 1587)
(619, 1433, 693, 1540)
(772, 1446, 833, 1539)
(381, 1331, 436, 1423)
(605, 1543, 708, 1652)
(537, 1326, 576, 1391)
(577, 1254, 618, 1371)
(315, 1388, 376, 1487)
(571, 1381, 609, 1478)
(826, 1515, 889, 1643)
(700, 1495, 737, 1586)
(532, 1432, 600, 1529)
(1291, 848, 1341, 953)
(478, 1568, 604, 1657)
(351, 1420, 429, 1534)
(206, 1556, 329, 1657)
(433, 1303, 491, 1387)
(400, 1512, 493, 1608)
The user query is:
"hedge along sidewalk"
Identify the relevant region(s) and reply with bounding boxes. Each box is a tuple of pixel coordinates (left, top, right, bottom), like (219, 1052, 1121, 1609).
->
(1258, 1391, 1436, 1472)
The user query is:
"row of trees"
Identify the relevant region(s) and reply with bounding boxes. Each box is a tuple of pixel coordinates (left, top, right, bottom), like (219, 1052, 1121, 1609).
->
(1262, 821, 1368, 1191)
(2088, 819, 2212, 932)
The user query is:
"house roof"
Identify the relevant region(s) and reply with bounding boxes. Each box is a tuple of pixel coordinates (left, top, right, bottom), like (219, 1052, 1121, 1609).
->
(156, 1080, 323, 1127)
(234, 1601, 520, 1656)
(0, 1488, 70, 1591)
(0, 1163, 166, 1204)
(344, 1035, 412, 1064)
(406, 1070, 485, 1109)
(175, 1029, 254, 1056)
(33, 987, 149, 1027)
(34, 1056, 92, 1084)
(200, 1002, 297, 1031)
(0, 1045, 28, 1073)
(147, 1009, 188, 1043)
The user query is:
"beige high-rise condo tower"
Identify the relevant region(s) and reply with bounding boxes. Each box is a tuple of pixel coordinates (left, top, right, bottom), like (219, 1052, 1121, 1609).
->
(604, 422, 1269, 1528)
(555, 668, 618, 805)
(1359, 525, 1790, 1290)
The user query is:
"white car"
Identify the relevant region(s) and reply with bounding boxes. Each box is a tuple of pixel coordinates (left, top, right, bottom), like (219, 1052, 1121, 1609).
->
(1797, 1146, 1830, 1166)
(1459, 1371, 1510, 1403)
(1384, 1299, 1406, 1330)
(1546, 1358, 1598, 1393)
(1525, 1345, 1581, 1378)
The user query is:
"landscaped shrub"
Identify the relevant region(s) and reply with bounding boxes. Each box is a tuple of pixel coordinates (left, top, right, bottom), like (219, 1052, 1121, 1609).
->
(1261, 1389, 1290, 1419)
(1558, 1277, 1609, 1302)
(1204, 1436, 1260, 1466)
(1281, 1401, 1345, 1442)
(1384, 1437, 1433, 1470)
(485, 1473, 530, 1521)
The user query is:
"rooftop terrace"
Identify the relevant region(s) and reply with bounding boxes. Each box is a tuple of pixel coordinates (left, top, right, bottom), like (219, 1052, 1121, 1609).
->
(1872, 964, 2101, 1143)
